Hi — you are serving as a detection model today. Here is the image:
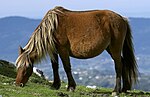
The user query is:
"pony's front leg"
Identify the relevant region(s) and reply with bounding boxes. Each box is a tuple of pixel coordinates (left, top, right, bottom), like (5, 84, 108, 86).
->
(51, 53, 61, 90)
(59, 47, 76, 92)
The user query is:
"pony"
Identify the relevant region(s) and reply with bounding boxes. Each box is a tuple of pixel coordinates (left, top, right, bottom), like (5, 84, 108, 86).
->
(15, 6, 138, 95)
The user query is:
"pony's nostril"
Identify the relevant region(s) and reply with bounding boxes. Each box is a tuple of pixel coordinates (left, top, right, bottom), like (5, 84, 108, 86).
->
(20, 83, 24, 87)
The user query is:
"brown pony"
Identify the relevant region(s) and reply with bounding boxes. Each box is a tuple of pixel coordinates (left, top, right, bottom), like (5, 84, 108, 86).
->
(15, 6, 138, 95)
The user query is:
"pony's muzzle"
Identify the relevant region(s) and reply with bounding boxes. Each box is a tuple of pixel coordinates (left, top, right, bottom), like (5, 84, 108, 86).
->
(15, 82, 24, 87)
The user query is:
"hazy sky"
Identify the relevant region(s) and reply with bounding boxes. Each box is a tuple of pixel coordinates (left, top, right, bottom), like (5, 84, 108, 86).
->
(0, 0, 150, 19)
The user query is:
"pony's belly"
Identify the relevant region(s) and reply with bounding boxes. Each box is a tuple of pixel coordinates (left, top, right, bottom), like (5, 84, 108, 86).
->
(70, 52, 102, 59)
(69, 36, 110, 59)
(69, 44, 105, 59)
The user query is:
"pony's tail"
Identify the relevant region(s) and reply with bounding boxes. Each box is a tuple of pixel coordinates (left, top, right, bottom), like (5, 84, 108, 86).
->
(122, 19, 138, 90)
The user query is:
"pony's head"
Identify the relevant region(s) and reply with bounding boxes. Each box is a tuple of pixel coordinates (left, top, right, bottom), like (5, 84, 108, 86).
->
(15, 46, 33, 87)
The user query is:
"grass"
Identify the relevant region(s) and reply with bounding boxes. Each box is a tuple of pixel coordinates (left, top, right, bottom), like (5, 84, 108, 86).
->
(0, 60, 150, 97)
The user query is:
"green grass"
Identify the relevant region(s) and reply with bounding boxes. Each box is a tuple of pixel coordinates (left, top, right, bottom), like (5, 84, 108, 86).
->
(0, 61, 150, 97)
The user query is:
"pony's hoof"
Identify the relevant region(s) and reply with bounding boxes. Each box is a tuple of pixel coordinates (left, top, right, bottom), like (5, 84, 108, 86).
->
(112, 92, 119, 96)
(67, 87, 75, 92)
(50, 84, 61, 90)
(122, 88, 127, 93)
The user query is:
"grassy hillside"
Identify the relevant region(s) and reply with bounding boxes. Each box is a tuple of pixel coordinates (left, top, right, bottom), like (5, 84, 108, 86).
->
(0, 60, 150, 97)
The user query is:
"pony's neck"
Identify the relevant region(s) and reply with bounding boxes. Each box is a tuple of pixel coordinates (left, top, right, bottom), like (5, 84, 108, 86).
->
(22, 7, 60, 63)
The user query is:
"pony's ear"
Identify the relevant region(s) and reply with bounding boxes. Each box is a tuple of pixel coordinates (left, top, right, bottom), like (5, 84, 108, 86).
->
(19, 46, 24, 55)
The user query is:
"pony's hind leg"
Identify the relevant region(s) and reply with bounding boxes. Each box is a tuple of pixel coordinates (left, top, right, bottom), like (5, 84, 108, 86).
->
(106, 47, 123, 95)
(58, 47, 76, 91)
(51, 53, 61, 90)
(121, 57, 131, 92)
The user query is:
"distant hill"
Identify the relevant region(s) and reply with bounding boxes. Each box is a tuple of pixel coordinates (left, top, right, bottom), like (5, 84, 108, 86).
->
(129, 18, 150, 54)
(0, 16, 150, 61)
(0, 16, 41, 61)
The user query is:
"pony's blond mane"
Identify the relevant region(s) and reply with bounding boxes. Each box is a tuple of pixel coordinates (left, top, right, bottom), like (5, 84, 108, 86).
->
(16, 7, 63, 68)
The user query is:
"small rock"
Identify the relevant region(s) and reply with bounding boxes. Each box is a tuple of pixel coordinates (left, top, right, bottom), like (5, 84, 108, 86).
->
(3, 83, 8, 85)
(112, 92, 118, 96)
(33, 67, 45, 78)
(86, 85, 97, 89)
